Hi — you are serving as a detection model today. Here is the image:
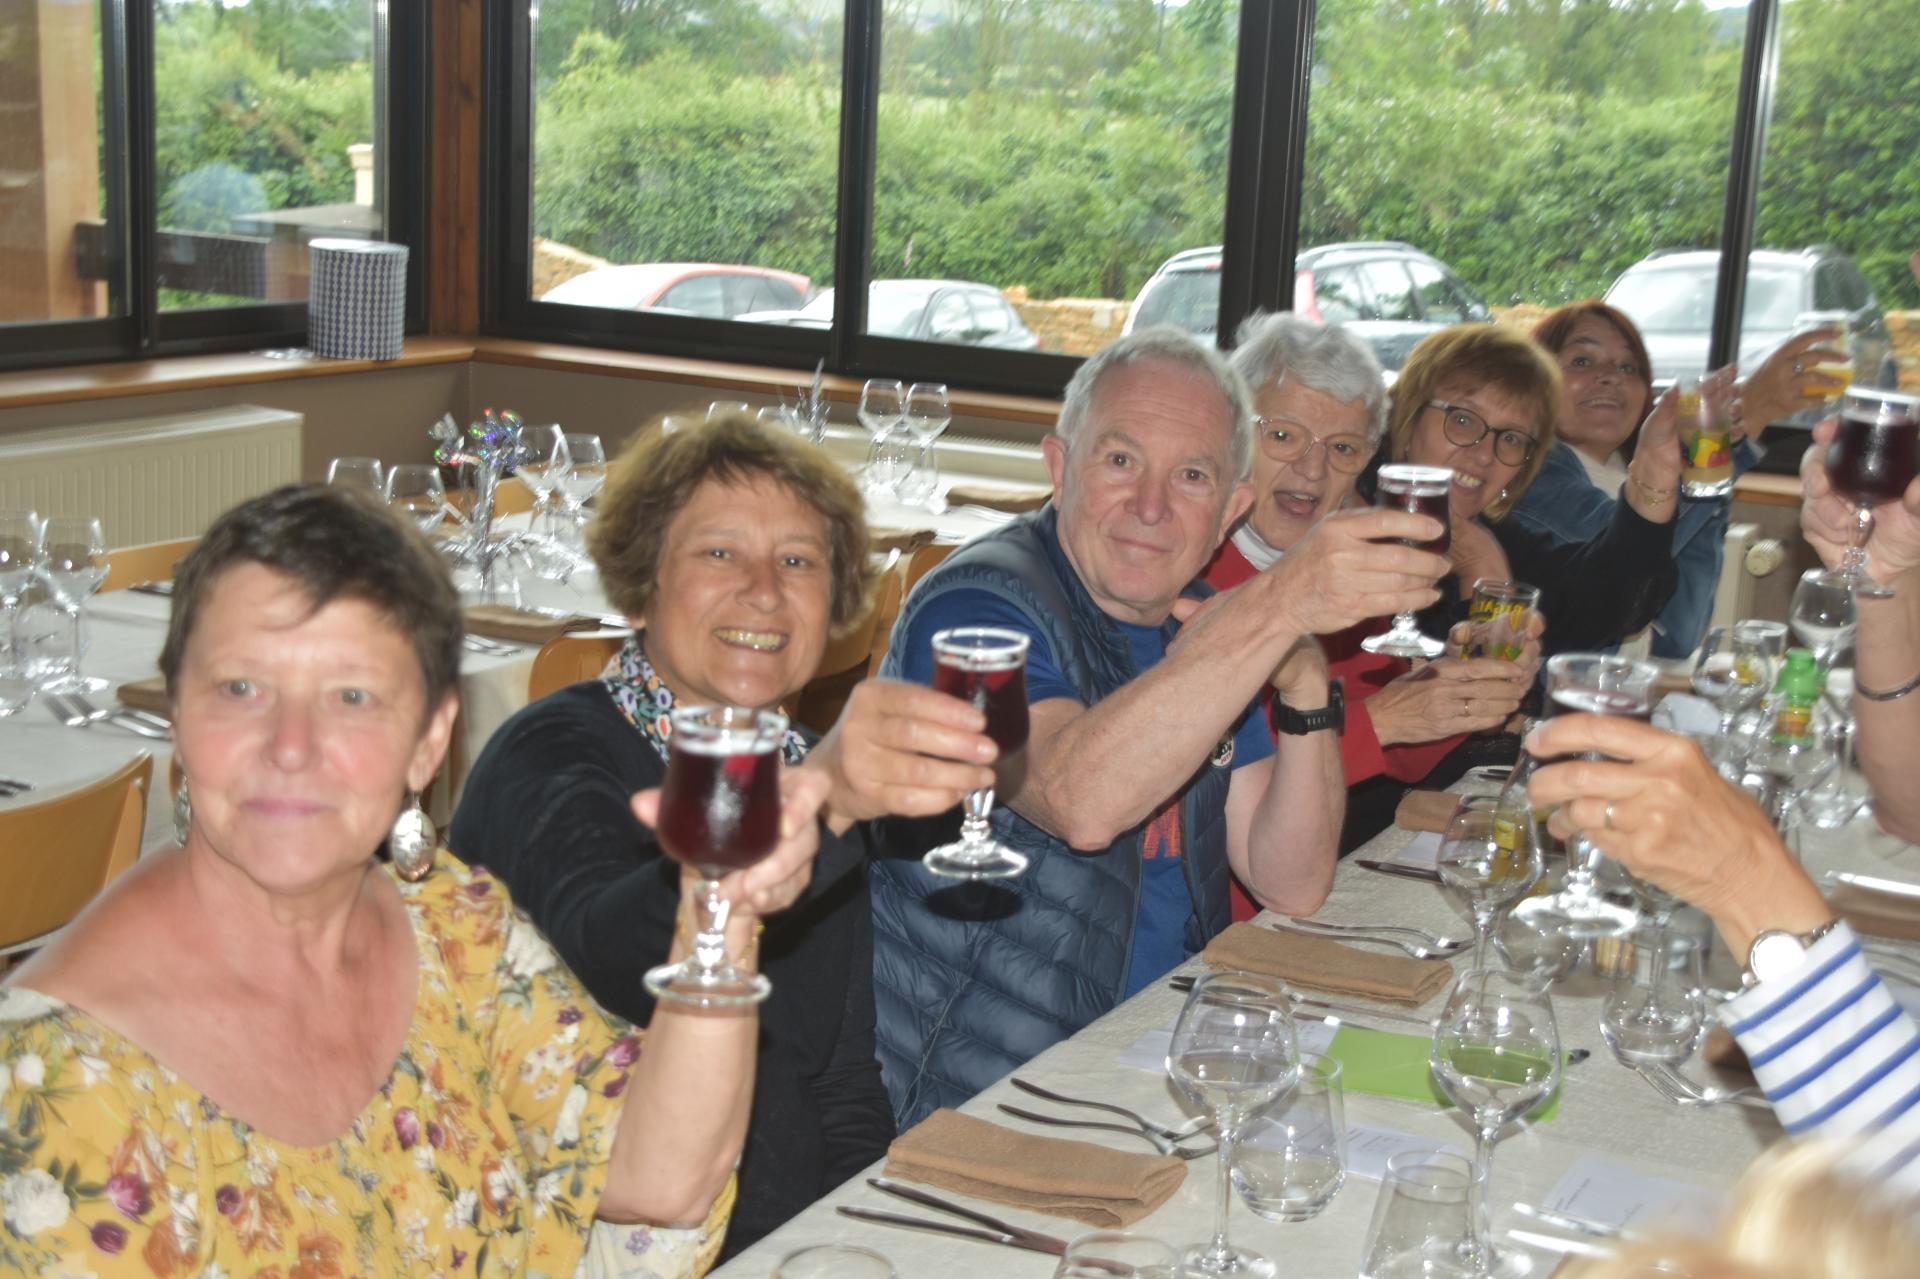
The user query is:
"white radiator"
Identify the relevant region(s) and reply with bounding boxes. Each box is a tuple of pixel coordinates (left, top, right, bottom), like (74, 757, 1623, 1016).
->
(0, 405, 303, 546)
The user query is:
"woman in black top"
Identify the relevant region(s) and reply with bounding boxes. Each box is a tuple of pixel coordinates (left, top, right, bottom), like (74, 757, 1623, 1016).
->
(451, 411, 998, 1257)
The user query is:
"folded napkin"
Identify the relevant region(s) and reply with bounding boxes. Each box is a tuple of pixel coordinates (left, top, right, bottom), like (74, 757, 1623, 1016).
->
(943, 483, 1051, 515)
(116, 676, 170, 717)
(1395, 790, 1462, 834)
(463, 605, 600, 645)
(1203, 921, 1454, 1006)
(882, 1108, 1185, 1228)
(1825, 881, 1920, 942)
(869, 526, 937, 555)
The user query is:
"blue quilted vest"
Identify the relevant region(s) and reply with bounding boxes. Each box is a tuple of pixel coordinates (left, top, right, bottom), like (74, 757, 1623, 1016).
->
(869, 505, 1235, 1128)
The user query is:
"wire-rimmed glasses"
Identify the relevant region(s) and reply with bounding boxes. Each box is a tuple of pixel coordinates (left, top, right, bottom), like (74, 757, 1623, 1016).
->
(1810, 386, 1920, 600)
(1427, 401, 1537, 467)
(923, 627, 1031, 879)
(1362, 464, 1453, 660)
(1168, 972, 1299, 1278)
(36, 515, 110, 694)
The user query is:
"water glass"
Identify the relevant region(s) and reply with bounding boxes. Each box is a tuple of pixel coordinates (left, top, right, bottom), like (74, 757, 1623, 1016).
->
(859, 379, 907, 492)
(1438, 806, 1542, 967)
(1789, 568, 1856, 670)
(771, 1244, 896, 1279)
(0, 655, 31, 716)
(1232, 1052, 1345, 1222)
(326, 456, 385, 495)
(1599, 929, 1705, 1067)
(1055, 1232, 1182, 1278)
(16, 601, 73, 689)
(1358, 1150, 1479, 1279)
(1465, 579, 1539, 661)
(37, 515, 109, 694)
(556, 432, 608, 545)
(893, 441, 941, 508)
(386, 464, 452, 534)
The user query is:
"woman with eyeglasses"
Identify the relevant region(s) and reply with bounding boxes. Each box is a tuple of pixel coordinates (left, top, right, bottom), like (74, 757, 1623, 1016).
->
(1204, 313, 1542, 860)
(1370, 323, 1687, 657)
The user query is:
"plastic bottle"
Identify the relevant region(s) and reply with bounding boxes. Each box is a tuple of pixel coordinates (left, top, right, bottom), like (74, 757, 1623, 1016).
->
(1769, 649, 1823, 747)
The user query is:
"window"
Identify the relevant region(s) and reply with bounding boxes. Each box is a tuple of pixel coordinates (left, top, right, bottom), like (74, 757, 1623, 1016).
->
(0, 0, 420, 371)
(1409, 260, 1471, 325)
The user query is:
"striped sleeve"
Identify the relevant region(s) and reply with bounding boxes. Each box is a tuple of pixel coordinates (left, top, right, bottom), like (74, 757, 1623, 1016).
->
(1717, 924, 1920, 1197)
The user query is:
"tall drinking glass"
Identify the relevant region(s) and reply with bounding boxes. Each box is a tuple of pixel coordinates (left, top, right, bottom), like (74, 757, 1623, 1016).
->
(1465, 579, 1538, 662)
(1438, 807, 1542, 968)
(1232, 1052, 1346, 1223)
(1358, 1150, 1478, 1279)
(1362, 464, 1453, 660)
(0, 510, 40, 676)
(1511, 654, 1658, 939)
(1599, 928, 1704, 1068)
(1812, 386, 1920, 600)
(1054, 1233, 1181, 1279)
(642, 705, 787, 1007)
(923, 627, 1031, 879)
(1167, 972, 1298, 1278)
(1429, 969, 1561, 1276)
(37, 516, 110, 694)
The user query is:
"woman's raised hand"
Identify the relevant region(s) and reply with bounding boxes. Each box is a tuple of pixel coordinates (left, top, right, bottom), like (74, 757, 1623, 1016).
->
(1801, 415, 1920, 586)
(1739, 328, 1845, 430)
(631, 766, 835, 920)
(806, 678, 999, 831)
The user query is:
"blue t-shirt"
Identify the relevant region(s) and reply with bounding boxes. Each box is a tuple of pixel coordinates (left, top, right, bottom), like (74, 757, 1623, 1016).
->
(895, 586, 1275, 998)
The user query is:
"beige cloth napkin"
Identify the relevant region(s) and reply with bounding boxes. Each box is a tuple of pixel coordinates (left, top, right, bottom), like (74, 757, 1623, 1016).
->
(463, 605, 599, 645)
(1825, 882, 1920, 942)
(943, 483, 1052, 515)
(1203, 921, 1454, 1006)
(116, 676, 170, 717)
(882, 1109, 1185, 1228)
(1395, 790, 1461, 834)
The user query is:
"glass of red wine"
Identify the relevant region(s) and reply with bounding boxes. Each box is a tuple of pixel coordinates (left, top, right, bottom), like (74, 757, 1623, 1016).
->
(1813, 386, 1920, 600)
(1361, 464, 1454, 660)
(643, 704, 788, 1007)
(1511, 653, 1659, 941)
(924, 627, 1032, 879)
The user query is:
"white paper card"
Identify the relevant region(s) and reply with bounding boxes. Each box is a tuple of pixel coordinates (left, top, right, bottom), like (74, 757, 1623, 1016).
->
(1394, 831, 1444, 869)
(1543, 1153, 1721, 1233)
(1340, 1123, 1467, 1182)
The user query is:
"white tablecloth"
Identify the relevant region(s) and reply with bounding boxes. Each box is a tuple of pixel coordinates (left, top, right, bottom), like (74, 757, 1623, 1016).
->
(708, 814, 1920, 1279)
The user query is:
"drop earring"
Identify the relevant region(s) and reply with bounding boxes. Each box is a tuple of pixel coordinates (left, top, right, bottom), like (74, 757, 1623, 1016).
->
(389, 791, 437, 881)
(172, 778, 192, 845)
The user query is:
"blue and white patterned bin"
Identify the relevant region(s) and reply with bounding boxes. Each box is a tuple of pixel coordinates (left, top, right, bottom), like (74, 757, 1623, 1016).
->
(308, 238, 409, 360)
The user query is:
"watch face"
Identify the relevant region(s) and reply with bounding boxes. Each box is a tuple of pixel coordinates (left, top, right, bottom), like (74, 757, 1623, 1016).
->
(1749, 931, 1810, 984)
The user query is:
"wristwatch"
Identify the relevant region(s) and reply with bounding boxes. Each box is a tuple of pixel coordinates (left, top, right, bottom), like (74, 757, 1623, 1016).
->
(1274, 680, 1344, 736)
(1741, 919, 1843, 988)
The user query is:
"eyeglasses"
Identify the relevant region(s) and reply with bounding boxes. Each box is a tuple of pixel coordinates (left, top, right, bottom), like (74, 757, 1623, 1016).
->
(1254, 416, 1372, 474)
(1427, 401, 1537, 467)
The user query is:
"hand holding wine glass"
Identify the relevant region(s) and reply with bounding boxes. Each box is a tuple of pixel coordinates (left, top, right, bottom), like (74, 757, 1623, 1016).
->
(1802, 387, 1920, 598)
(922, 627, 1032, 879)
(1801, 402, 1920, 594)
(1361, 465, 1454, 660)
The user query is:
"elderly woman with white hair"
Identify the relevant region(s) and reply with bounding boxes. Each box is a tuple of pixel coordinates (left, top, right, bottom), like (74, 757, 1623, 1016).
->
(1203, 314, 1540, 861)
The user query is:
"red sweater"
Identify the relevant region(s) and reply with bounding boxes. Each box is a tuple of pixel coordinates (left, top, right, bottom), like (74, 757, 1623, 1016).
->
(1201, 536, 1464, 920)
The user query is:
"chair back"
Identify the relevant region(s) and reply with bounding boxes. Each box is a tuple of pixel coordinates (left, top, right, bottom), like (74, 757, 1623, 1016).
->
(792, 550, 910, 734)
(101, 538, 198, 592)
(528, 632, 628, 702)
(0, 753, 152, 954)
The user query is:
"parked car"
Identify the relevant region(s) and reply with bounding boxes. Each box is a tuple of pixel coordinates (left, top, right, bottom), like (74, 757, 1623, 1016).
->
(740, 279, 1040, 351)
(539, 263, 811, 319)
(1124, 241, 1492, 372)
(1603, 246, 1896, 388)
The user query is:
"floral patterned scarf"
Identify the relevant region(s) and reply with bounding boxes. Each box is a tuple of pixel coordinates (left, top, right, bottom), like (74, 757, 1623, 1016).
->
(602, 633, 808, 766)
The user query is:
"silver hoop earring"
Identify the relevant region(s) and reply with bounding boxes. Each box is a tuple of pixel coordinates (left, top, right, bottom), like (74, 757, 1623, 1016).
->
(1499, 487, 1509, 503)
(389, 792, 437, 882)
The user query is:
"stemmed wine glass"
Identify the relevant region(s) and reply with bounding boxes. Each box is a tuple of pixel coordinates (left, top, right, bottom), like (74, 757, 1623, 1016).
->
(1428, 969, 1562, 1277)
(642, 705, 787, 1007)
(1054, 1233, 1181, 1279)
(325, 456, 385, 495)
(858, 379, 907, 494)
(1511, 653, 1659, 940)
(0, 510, 40, 707)
(895, 382, 952, 509)
(923, 627, 1031, 879)
(1437, 806, 1542, 968)
(555, 432, 608, 547)
(36, 515, 110, 694)
(1691, 620, 1786, 734)
(1809, 386, 1920, 600)
(1167, 972, 1299, 1279)
(1362, 464, 1453, 660)
(514, 424, 571, 540)
(385, 464, 452, 534)
(1789, 567, 1856, 674)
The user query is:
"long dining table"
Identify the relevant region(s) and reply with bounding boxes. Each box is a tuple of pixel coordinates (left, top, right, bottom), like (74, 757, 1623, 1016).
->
(706, 806, 1920, 1278)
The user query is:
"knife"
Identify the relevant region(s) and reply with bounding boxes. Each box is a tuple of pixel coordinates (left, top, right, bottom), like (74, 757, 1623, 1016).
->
(1833, 871, 1920, 901)
(854, 1177, 1072, 1255)
(836, 1205, 1063, 1254)
(1168, 976, 1436, 1030)
(1354, 858, 1442, 884)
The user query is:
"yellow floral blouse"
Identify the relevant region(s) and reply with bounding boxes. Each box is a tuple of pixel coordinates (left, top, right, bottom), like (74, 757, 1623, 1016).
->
(0, 862, 730, 1279)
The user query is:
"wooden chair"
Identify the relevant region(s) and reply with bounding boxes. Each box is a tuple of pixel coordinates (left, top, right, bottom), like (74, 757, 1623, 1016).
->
(792, 550, 909, 735)
(1, 752, 153, 956)
(101, 537, 198, 592)
(528, 632, 628, 702)
(448, 476, 537, 520)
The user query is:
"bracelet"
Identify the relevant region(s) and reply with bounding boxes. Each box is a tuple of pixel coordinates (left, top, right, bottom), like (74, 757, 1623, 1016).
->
(1855, 669, 1920, 702)
(1629, 472, 1674, 504)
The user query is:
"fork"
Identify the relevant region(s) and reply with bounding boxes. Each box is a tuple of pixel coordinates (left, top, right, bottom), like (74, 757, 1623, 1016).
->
(1009, 1076, 1215, 1144)
(1635, 1064, 1771, 1110)
(0, 777, 31, 798)
(995, 1104, 1218, 1158)
(66, 692, 171, 731)
(462, 635, 520, 657)
(1269, 920, 1470, 960)
(1283, 917, 1468, 950)
(45, 694, 170, 739)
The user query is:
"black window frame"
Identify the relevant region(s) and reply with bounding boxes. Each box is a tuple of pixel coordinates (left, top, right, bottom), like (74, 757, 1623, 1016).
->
(0, 0, 430, 375)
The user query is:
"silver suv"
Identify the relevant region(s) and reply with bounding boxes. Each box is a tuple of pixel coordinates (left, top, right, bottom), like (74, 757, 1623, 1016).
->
(1603, 246, 1896, 388)
(1124, 241, 1491, 373)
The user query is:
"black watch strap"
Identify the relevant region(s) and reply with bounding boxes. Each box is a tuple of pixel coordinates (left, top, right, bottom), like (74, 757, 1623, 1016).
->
(1274, 679, 1344, 736)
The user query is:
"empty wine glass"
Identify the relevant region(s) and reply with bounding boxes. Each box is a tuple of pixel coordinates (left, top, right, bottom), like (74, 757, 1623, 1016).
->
(858, 378, 907, 493)
(514, 424, 570, 539)
(385, 464, 452, 535)
(707, 399, 752, 421)
(1358, 1149, 1479, 1279)
(1362, 464, 1453, 660)
(923, 627, 1032, 879)
(1429, 969, 1561, 1276)
(0, 510, 40, 678)
(1692, 620, 1787, 733)
(555, 432, 608, 546)
(894, 382, 951, 509)
(1599, 929, 1704, 1068)
(1809, 386, 1920, 600)
(643, 706, 788, 1007)
(1054, 1232, 1181, 1279)
(1168, 972, 1299, 1278)
(1438, 807, 1542, 968)
(36, 515, 110, 694)
(326, 456, 385, 495)
(1789, 567, 1856, 672)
